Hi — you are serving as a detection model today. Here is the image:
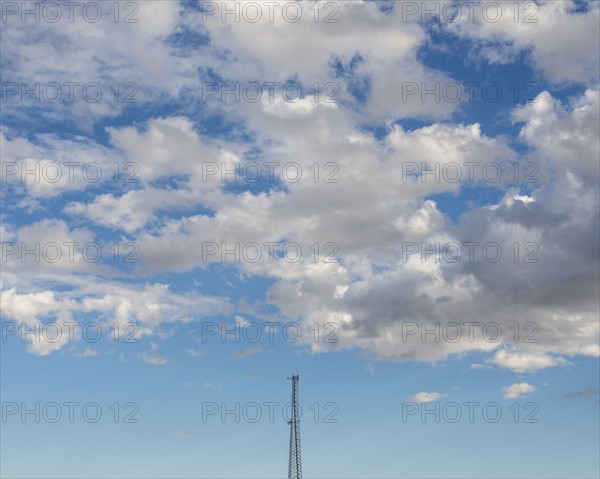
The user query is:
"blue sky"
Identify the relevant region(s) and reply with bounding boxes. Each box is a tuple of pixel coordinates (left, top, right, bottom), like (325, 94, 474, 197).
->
(1, 1, 599, 477)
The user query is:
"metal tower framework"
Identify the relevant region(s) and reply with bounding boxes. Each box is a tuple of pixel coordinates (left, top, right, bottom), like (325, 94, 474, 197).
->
(288, 374, 302, 479)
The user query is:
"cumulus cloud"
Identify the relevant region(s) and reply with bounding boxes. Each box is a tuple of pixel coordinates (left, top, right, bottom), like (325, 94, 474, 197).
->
(502, 382, 536, 399)
(444, 1, 600, 85)
(0, 1, 192, 128)
(0, 280, 231, 357)
(407, 392, 446, 403)
(1, 130, 118, 200)
(193, 1, 459, 122)
(1, 2, 597, 376)
(8, 88, 596, 367)
(490, 350, 570, 373)
(23, 311, 79, 357)
(140, 342, 168, 365)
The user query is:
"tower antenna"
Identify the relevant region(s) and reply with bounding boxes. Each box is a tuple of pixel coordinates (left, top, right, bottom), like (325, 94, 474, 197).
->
(287, 374, 302, 479)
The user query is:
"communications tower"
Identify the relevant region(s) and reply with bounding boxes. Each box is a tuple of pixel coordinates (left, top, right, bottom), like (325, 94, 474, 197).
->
(287, 374, 302, 479)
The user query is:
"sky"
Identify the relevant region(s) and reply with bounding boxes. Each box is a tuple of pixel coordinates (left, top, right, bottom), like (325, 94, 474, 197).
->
(0, 1, 599, 478)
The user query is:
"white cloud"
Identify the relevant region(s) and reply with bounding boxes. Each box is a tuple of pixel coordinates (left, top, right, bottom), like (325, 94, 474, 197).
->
(194, 1, 460, 122)
(48, 89, 595, 368)
(0, 279, 231, 356)
(76, 347, 99, 358)
(0, 1, 192, 128)
(1, 3, 597, 374)
(184, 348, 204, 357)
(408, 392, 446, 403)
(513, 89, 599, 184)
(1, 131, 117, 200)
(490, 350, 569, 373)
(502, 382, 536, 399)
(24, 311, 79, 357)
(4, 90, 598, 369)
(139, 342, 168, 365)
(445, 1, 600, 85)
